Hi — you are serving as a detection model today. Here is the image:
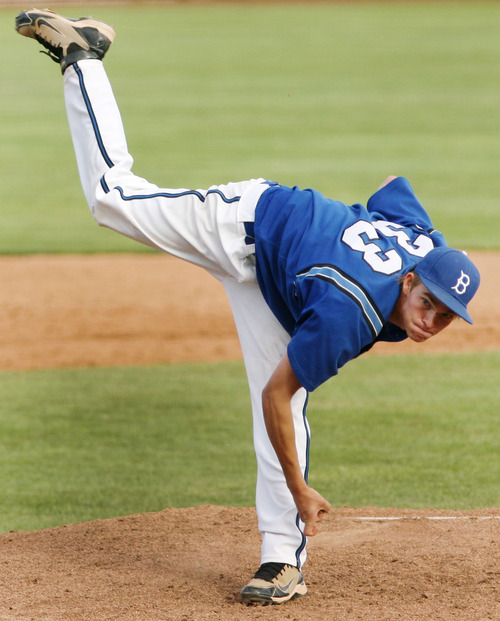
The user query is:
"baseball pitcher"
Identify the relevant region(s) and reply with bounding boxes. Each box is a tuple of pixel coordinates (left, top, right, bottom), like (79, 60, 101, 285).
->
(15, 9, 480, 606)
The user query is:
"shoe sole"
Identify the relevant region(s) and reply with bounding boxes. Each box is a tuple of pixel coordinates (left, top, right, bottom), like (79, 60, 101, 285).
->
(241, 582, 307, 606)
(15, 9, 115, 55)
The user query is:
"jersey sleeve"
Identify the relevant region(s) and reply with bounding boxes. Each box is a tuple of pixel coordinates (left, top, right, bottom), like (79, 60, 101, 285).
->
(287, 279, 376, 392)
(366, 177, 435, 232)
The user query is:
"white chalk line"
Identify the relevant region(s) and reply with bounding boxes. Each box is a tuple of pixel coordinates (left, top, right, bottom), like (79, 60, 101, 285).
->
(348, 516, 500, 521)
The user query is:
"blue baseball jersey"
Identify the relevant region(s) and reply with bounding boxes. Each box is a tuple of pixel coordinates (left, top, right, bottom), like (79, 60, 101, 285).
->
(253, 177, 446, 392)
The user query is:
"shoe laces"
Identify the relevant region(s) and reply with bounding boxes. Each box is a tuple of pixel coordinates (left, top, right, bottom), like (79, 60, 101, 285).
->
(34, 34, 61, 63)
(39, 49, 60, 63)
(253, 562, 293, 582)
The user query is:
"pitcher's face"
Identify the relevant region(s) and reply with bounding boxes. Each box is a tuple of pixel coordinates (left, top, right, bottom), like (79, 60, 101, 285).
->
(394, 273, 456, 343)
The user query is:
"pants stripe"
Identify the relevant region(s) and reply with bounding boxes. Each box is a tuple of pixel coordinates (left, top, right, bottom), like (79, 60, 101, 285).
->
(74, 62, 114, 168)
(109, 185, 241, 204)
(295, 393, 310, 568)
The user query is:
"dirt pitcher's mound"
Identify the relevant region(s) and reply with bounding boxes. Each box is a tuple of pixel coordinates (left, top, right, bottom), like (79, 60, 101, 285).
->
(1, 506, 498, 621)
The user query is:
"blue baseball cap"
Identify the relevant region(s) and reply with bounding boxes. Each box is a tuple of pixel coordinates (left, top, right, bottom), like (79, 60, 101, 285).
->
(413, 247, 480, 324)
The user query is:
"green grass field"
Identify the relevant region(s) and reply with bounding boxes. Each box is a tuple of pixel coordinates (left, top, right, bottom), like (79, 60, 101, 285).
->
(0, 2, 498, 534)
(1, 2, 499, 252)
(0, 353, 498, 533)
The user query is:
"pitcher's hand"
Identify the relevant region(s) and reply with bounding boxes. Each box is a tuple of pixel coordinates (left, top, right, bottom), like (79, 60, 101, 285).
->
(294, 485, 331, 537)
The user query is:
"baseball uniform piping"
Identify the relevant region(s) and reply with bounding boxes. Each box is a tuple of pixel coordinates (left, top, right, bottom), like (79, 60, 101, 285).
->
(295, 393, 310, 569)
(302, 392, 310, 485)
(107, 185, 241, 204)
(74, 62, 114, 168)
(296, 264, 384, 338)
(100, 175, 110, 193)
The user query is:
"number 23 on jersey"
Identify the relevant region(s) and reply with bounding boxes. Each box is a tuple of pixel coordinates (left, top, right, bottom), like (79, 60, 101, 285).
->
(342, 220, 434, 275)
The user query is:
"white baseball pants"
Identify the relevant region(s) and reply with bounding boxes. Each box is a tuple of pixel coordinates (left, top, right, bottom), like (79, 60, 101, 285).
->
(63, 59, 310, 568)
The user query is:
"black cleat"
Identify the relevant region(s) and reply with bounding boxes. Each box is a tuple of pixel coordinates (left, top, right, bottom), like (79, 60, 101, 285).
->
(240, 562, 307, 605)
(15, 8, 115, 73)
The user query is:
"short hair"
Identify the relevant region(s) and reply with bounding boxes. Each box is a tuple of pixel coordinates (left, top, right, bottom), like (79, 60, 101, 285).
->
(398, 271, 421, 289)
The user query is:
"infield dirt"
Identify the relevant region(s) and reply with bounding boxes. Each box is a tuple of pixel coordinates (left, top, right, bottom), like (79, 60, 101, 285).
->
(0, 252, 498, 620)
(1, 252, 498, 371)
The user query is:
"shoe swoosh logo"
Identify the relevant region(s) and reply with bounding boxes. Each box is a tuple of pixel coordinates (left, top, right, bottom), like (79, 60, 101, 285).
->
(274, 578, 296, 597)
(38, 20, 90, 53)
